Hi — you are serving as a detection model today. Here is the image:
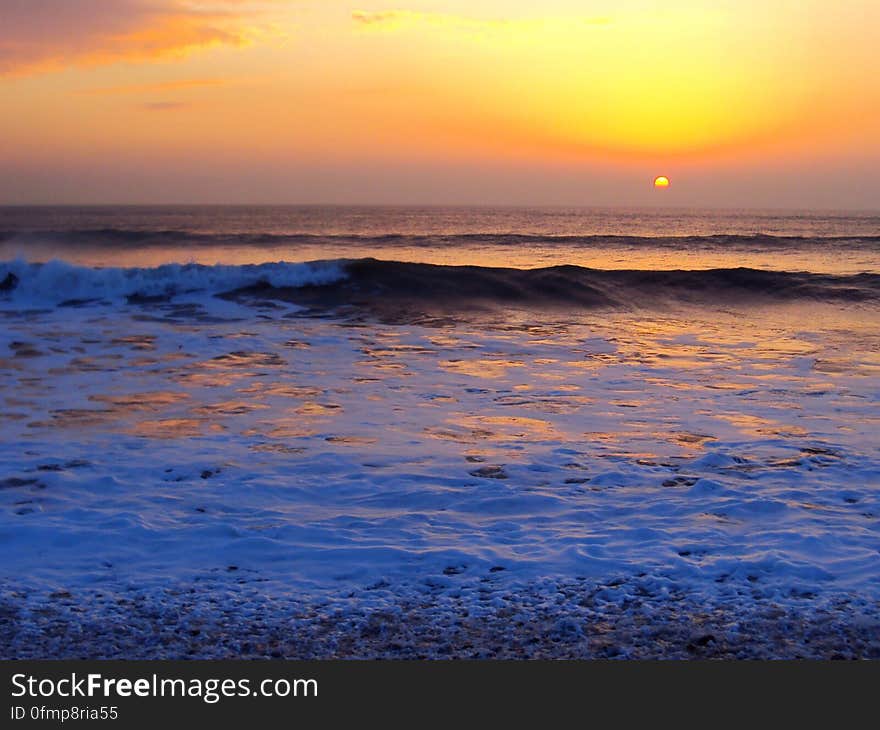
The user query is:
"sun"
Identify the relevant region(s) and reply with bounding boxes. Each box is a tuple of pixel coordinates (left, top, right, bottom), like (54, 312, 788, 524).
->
(653, 175, 670, 189)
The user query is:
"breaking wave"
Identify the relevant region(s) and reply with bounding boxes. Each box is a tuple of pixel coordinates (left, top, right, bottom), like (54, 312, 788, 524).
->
(0, 259, 346, 305)
(3, 258, 878, 311)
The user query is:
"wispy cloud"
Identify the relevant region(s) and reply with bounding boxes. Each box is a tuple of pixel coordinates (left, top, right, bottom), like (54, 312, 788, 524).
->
(352, 9, 512, 33)
(0, 0, 267, 76)
(81, 78, 230, 96)
(141, 100, 190, 110)
(351, 9, 612, 34)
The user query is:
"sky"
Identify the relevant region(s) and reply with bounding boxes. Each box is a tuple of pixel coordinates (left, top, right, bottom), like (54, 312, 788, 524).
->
(0, 0, 878, 208)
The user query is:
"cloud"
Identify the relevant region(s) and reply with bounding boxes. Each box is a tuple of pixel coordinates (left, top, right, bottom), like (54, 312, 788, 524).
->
(351, 11, 399, 27)
(351, 9, 612, 34)
(351, 10, 512, 33)
(142, 100, 189, 110)
(0, 0, 262, 75)
(81, 77, 230, 96)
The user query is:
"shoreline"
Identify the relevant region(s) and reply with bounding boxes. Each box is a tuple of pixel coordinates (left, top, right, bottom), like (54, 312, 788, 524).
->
(4, 576, 879, 660)
(2, 213, 878, 662)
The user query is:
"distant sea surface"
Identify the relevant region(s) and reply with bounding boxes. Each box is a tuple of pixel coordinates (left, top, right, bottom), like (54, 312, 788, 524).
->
(1, 205, 878, 273)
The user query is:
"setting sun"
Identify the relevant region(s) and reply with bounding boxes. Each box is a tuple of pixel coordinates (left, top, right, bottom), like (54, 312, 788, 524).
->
(653, 176, 671, 188)
(2, 1, 879, 206)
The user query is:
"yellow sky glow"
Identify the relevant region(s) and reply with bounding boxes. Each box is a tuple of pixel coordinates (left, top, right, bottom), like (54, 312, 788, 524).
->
(1, 1, 878, 206)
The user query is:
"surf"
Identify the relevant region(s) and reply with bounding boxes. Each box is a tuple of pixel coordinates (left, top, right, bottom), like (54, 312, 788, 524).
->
(2, 257, 878, 312)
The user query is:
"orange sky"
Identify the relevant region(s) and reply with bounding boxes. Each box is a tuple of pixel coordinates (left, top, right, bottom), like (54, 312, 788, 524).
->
(1, 1, 878, 207)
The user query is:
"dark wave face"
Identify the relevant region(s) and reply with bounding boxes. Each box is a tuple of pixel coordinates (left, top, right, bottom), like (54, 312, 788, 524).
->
(3, 258, 878, 316)
(227, 259, 880, 321)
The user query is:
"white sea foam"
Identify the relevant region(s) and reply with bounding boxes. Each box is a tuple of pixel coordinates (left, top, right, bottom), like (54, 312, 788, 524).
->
(2, 208, 878, 657)
(0, 258, 346, 305)
(0, 291, 878, 615)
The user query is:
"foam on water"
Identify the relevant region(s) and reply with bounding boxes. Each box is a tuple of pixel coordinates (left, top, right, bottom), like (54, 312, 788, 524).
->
(3, 258, 879, 311)
(0, 258, 346, 305)
(1, 291, 878, 606)
(1, 206, 878, 656)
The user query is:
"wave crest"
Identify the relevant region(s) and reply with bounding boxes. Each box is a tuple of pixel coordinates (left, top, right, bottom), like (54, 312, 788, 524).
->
(230, 259, 880, 313)
(3, 258, 878, 312)
(0, 259, 346, 305)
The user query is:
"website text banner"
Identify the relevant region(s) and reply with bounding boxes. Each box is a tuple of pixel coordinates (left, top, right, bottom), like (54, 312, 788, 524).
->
(2, 661, 874, 726)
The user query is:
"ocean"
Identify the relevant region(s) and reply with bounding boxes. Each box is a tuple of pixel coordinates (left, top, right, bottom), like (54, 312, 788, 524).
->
(2, 205, 880, 271)
(1, 206, 879, 658)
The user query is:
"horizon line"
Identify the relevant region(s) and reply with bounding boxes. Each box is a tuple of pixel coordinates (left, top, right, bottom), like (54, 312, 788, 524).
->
(1, 202, 878, 215)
